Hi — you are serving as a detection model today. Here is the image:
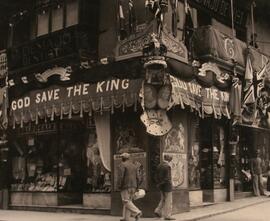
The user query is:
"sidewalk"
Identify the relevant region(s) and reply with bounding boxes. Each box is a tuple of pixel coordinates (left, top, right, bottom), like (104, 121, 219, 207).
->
(0, 196, 269, 221)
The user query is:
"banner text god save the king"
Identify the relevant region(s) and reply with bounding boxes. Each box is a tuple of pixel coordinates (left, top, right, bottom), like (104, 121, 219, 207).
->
(11, 79, 134, 111)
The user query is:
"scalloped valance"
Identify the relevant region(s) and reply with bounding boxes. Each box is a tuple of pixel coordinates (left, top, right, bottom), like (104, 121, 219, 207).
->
(10, 78, 143, 128)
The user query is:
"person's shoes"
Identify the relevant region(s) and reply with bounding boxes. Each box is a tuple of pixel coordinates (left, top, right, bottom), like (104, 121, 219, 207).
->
(120, 219, 127, 221)
(154, 212, 161, 217)
(164, 217, 176, 220)
(135, 212, 142, 221)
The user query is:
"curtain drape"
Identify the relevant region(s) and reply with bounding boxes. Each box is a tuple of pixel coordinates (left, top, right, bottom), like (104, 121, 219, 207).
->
(94, 112, 111, 171)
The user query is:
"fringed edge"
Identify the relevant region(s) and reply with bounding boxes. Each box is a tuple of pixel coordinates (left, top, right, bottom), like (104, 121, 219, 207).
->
(68, 101, 72, 119)
(80, 101, 83, 118)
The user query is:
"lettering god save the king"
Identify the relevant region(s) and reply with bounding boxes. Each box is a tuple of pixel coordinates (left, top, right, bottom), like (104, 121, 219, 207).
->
(11, 79, 130, 110)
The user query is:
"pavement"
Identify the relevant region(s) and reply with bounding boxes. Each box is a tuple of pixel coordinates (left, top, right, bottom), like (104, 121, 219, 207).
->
(0, 196, 269, 221)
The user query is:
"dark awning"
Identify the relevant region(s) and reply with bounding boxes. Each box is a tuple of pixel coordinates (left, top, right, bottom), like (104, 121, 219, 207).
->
(10, 78, 143, 128)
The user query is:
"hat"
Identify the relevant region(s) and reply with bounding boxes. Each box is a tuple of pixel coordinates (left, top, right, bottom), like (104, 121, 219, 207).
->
(120, 152, 130, 159)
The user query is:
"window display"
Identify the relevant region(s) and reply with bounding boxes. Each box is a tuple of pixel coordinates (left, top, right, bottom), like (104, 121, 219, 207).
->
(188, 117, 200, 189)
(11, 135, 58, 192)
(213, 124, 227, 188)
(84, 129, 111, 193)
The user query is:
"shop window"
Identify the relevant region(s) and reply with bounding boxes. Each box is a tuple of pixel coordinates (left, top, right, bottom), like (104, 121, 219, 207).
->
(51, 6, 64, 32)
(188, 116, 200, 189)
(84, 129, 111, 193)
(36, 0, 79, 37)
(212, 124, 227, 188)
(199, 119, 213, 189)
(58, 133, 84, 192)
(37, 11, 50, 36)
(84, 115, 112, 193)
(66, 0, 79, 27)
(11, 135, 58, 192)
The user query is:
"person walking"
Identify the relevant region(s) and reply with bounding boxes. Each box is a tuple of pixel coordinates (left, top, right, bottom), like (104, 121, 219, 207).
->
(250, 150, 265, 196)
(154, 154, 175, 220)
(117, 152, 142, 221)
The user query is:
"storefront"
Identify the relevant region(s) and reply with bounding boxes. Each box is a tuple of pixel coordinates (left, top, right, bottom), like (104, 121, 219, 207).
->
(8, 77, 142, 210)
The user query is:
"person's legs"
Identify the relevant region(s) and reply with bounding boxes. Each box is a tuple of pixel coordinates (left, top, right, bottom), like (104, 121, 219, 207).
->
(163, 191, 173, 219)
(253, 174, 260, 196)
(124, 188, 141, 218)
(259, 174, 265, 195)
(121, 189, 131, 221)
(154, 191, 164, 217)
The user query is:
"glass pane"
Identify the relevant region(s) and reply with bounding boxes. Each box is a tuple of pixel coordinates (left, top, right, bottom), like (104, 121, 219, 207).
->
(10, 135, 58, 192)
(37, 12, 49, 36)
(66, 0, 79, 27)
(52, 7, 64, 32)
(84, 128, 111, 193)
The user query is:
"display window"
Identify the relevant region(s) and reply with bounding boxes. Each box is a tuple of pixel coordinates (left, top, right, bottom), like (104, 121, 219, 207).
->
(10, 134, 58, 192)
(212, 124, 227, 188)
(84, 127, 111, 193)
(10, 117, 112, 194)
(188, 116, 201, 189)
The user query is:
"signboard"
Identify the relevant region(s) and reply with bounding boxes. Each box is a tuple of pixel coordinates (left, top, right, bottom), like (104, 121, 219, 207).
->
(163, 152, 188, 189)
(189, 0, 248, 28)
(15, 122, 57, 135)
(170, 75, 230, 118)
(11, 79, 140, 111)
(10, 78, 143, 126)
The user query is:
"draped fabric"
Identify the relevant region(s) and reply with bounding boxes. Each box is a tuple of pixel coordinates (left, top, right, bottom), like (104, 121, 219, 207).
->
(170, 75, 230, 119)
(229, 77, 242, 124)
(10, 79, 143, 128)
(94, 112, 111, 172)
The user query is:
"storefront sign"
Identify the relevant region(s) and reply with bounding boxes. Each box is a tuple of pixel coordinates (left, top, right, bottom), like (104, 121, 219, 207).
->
(11, 78, 143, 127)
(11, 79, 132, 111)
(190, 0, 247, 27)
(170, 75, 230, 118)
(15, 122, 57, 135)
(171, 76, 229, 102)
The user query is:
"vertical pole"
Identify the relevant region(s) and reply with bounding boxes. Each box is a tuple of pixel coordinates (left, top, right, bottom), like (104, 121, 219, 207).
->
(230, 0, 235, 37)
(7, 24, 14, 48)
(251, 1, 255, 47)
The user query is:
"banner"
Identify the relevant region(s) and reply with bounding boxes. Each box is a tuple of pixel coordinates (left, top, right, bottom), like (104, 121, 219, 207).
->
(10, 78, 143, 127)
(170, 75, 230, 118)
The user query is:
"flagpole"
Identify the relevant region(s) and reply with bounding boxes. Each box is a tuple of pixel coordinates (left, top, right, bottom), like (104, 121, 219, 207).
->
(251, 1, 256, 47)
(230, 0, 235, 37)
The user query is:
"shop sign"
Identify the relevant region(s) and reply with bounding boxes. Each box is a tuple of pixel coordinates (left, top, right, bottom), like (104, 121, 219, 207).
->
(11, 79, 131, 111)
(8, 28, 76, 71)
(190, 0, 247, 27)
(15, 122, 57, 135)
(170, 76, 229, 103)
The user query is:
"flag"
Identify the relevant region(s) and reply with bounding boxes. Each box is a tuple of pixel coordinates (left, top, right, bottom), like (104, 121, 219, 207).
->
(183, 0, 194, 50)
(229, 77, 242, 125)
(170, 0, 178, 37)
(128, 0, 136, 34)
(243, 54, 255, 105)
(0, 85, 8, 130)
(118, 0, 127, 40)
(256, 62, 268, 97)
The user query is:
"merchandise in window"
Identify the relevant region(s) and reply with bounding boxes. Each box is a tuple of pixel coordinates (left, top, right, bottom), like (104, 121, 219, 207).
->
(84, 130, 111, 193)
(11, 135, 58, 192)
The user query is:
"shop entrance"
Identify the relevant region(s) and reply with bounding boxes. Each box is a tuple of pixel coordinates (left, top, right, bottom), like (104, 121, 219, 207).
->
(57, 120, 85, 206)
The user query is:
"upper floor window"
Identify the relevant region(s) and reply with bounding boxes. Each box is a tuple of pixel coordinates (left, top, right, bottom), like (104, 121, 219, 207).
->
(36, 0, 79, 37)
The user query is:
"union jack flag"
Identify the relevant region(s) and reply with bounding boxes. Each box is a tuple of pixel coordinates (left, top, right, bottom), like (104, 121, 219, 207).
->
(243, 54, 255, 105)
